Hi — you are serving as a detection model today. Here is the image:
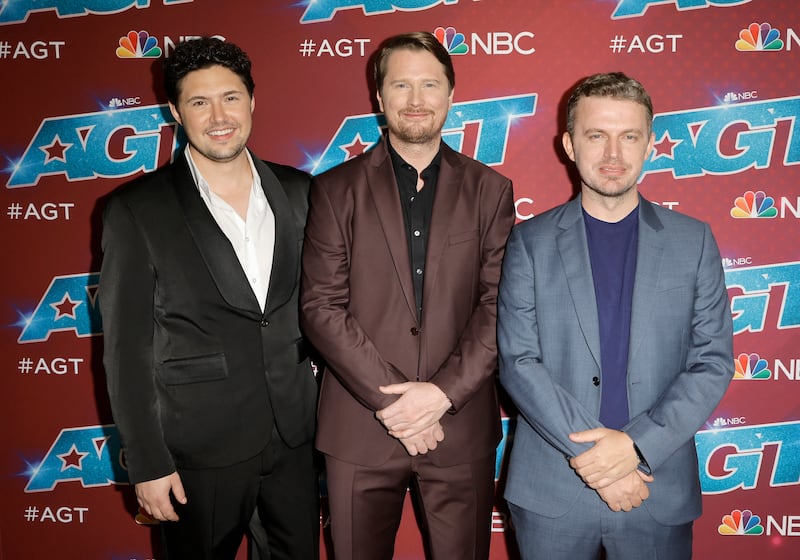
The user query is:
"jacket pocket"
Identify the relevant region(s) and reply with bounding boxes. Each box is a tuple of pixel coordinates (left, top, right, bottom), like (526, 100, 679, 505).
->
(157, 353, 228, 385)
(448, 229, 479, 246)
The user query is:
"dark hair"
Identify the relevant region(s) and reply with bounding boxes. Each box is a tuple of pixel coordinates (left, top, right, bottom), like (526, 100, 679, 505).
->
(163, 37, 255, 105)
(373, 31, 455, 93)
(566, 72, 653, 136)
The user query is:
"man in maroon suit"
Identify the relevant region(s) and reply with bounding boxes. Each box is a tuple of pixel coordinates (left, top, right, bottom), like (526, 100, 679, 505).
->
(300, 31, 515, 559)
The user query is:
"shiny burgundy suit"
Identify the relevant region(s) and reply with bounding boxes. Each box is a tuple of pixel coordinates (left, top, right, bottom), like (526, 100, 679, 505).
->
(300, 139, 514, 558)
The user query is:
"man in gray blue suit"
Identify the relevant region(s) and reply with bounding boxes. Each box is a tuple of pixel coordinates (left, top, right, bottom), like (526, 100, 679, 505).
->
(497, 72, 733, 559)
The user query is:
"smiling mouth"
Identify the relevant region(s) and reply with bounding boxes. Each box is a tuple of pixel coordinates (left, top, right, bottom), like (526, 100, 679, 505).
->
(208, 128, 235, 137)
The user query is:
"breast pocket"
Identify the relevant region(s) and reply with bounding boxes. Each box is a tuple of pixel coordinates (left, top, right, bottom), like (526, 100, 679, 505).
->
(448, 229, 479, 246)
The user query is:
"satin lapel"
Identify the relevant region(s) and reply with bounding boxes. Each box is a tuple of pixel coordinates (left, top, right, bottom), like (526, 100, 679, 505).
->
(557, 197, 601, 368)
(253, 156, 298, 318)
(422, 145, 462, 311)
(170, 157, 261, 316)
(366, 142, 417, 319)
(628, 199, 665, 364)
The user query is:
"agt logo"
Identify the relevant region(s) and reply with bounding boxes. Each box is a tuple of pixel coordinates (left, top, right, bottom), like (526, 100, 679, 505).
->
(730, 190, 800, 219)
(308, 93, 536, 175)
(434, 25, 535, 56)
(642, 95, 800, 182)
(16, 273, 102, 343)
(725, 261, 800, 335)
(24, 425, 128, 492)
(0, 0, 191, 25)
(695, 421, 800, 494)
(5, 104, 180, 188)
(300, 0, 461, 23)
(718, 508, 800, 538)
(611, 0, 751, 19)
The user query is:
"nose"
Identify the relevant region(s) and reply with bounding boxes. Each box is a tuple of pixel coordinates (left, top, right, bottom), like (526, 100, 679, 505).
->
(408, 85, 423, 106)
(605, 138, 620, 160)
(209, 100, 225, 122)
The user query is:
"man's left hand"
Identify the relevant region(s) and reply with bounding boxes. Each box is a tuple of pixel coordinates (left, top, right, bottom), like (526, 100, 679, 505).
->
(376, 382, 452, 439)
(568, 428, 641, 489)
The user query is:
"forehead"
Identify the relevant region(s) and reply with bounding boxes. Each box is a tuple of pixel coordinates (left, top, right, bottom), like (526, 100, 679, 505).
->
(573, 96, 649, 130)
(384, 48, 446, 78)
(178, 65, 247, 98)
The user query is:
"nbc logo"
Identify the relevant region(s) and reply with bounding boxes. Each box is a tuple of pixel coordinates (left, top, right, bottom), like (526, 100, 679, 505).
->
(735, 23, 784, 52)
(434, 26, 468, 55)
(734, 353, 771, 380)
(718, 509, 765, 536)
(730, 190, 778, 219)
(116, 31, 162, 59)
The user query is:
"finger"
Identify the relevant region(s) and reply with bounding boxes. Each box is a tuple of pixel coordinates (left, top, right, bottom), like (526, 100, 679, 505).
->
(171, 478, 187, 505)
(569, 428, 603, 443)
(378, 383, 409, 395)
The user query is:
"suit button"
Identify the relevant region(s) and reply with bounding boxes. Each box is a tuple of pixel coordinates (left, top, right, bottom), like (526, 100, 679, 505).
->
(261, 319, 269, 327)
(410, 327, 420, 336)
(592, 376, 600, 386)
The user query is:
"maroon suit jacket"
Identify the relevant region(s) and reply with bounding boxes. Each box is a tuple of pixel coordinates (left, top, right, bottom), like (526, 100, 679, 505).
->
(300, 139, 514, 467)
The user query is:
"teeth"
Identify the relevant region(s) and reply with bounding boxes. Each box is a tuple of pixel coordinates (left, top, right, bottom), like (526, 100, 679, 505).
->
(209, 129, 233, 136)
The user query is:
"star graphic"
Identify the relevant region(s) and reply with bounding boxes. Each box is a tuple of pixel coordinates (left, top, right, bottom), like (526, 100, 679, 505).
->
(51, 294, 80, 320)
(41, 136, 72, 164)
(58, 445, 88, 471)
(651, 131, 681, 161)
(341, 134, 373, 160)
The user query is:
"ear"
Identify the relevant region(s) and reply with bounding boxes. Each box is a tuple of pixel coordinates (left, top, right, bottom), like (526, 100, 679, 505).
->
(168, 102, 183, 126)
(562, 131, 576, 162)
(376, 90, 384, 113)
(250, 94, 255, 113)
(447, 86, 454, 109)
(645, 131, 655, 160)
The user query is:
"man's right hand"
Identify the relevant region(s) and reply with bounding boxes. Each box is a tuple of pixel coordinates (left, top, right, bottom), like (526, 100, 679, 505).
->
(595, 470, 653, 512)
(135, 471, 187, 521)
(398, 422, 445, 456)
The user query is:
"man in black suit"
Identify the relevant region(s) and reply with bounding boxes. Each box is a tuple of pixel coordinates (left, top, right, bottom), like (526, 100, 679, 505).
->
(99, 37, 319, 560)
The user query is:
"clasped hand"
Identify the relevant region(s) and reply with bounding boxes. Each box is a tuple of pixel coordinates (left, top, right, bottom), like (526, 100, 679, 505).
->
(569, 427, 654, 511)
(375, 382, 452, 456)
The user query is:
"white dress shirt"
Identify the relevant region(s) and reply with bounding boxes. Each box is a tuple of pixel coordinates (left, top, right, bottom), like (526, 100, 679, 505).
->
(185, 149, 275, 311)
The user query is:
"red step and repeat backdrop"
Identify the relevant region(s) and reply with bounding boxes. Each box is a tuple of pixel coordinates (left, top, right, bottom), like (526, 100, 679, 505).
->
(1, 1, 798, 558)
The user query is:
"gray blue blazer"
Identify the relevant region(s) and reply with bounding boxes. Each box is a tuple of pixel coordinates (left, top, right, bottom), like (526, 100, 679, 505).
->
(497, 195, 733, 525)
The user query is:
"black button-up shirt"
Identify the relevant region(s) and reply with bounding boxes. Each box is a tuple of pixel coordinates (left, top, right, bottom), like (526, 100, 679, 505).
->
(387, 140, 442, 319)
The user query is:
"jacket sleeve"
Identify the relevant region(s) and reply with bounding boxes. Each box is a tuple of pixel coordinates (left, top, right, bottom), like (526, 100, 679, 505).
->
(300, 175, 407, 412)
(623, 224, 734, 470)
(428, 179, 515, 411)
(99, 194, 175, 484)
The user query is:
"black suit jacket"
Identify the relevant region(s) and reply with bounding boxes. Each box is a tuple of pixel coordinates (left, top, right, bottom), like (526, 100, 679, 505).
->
(100, 150, 317, 484)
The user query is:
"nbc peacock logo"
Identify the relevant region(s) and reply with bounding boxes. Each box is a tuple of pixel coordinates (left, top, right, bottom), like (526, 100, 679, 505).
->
(718, 509, 764, 536)
(735, 23, 784, 52)
(733, 353, 771, 380)
(116, 31, 163, 59)
(730, 190, 778, 219)
(433, 26, 468, 55)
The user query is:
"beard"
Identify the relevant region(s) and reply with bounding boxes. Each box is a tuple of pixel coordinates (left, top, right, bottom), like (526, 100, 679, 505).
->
(387, 110, 445, 145)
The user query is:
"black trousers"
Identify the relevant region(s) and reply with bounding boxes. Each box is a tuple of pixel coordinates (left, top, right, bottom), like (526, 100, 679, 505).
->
(161, 433, 319, 560)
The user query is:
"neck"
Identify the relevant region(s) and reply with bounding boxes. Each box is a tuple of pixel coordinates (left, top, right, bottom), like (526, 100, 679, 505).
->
(190, 147, 252, 196)
(389, 133, 440, 171)
(581, 189, 639, 222)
